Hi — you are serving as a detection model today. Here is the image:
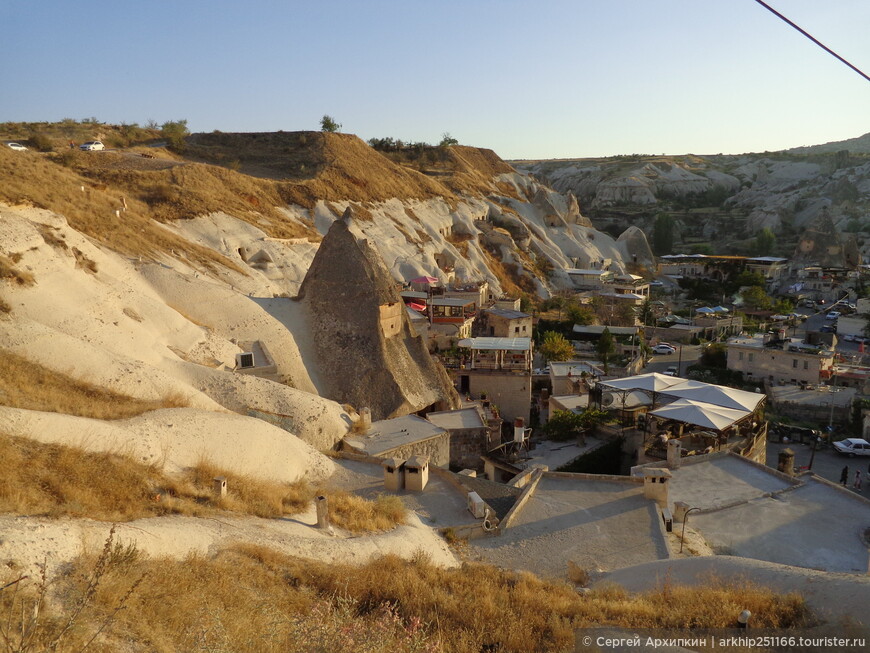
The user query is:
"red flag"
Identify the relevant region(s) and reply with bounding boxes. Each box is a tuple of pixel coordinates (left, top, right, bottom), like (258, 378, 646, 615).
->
(859, 341, 865, 353)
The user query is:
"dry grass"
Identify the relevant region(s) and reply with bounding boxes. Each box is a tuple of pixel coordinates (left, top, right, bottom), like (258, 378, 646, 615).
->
(0, 146, 245, 272)
(0, 430, 405, 531)
(0, 350, 187, 420)
(0, 544, 813, 653)
(0, 254, 34, 286)
(324, 491, 407, 533)
(0, 433, 307, 522)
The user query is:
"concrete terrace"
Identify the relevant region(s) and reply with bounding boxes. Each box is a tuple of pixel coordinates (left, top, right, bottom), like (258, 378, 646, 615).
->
(469, 475, 670, 578)
(667, 454, 795, 511)
(692, 477, 870, 573)
(639, 452, 870, 574)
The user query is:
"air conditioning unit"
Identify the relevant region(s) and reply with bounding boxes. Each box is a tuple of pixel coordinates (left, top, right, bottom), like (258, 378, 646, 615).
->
(235, 352, 255, 369)
(467, 491, 486, 518)
(601, 392, 616, 407)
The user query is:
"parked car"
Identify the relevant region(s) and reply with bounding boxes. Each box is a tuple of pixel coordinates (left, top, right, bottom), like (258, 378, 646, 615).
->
(649, 280, 664, 287)
(843, 334, 857, 342)
(833, 438, 870, 457)
(652, 344, 676, 355)
(820, 324, 837, 333)
(664, 365, 679, 376)
(80, 141, 104, 151)
(6, 142, 27, 151)
(825, 311, 841, 320)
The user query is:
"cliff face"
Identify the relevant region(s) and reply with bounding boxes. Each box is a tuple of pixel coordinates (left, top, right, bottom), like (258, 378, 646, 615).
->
(516, 147, 870, 257)
(296, 210, 458, 419)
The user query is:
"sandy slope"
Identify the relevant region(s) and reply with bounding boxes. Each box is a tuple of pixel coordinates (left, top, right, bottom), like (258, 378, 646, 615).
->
(0, 406, 334, 482)
(0, 509, 458, 580)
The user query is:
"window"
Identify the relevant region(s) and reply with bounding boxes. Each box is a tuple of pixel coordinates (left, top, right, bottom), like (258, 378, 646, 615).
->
(793, 359, 798, 368)
(522, 325, 527, 332)
(803, 361, 808, 370)
(739, 352, 744, 361)
(748, 353, 754, 362)
(514, 326, 520, 334)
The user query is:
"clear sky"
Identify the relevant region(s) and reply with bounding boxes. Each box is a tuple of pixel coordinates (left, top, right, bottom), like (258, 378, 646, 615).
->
(2, 1, 868, 159)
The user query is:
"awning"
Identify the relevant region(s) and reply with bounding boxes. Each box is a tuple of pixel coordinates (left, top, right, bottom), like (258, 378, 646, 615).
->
(409, 276, 439, 285)
(408, 302, 426, 312)
(650, 398, 750, 431)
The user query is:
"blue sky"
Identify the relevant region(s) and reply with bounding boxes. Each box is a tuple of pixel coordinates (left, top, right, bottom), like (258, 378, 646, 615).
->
(1, 1, 868, 158)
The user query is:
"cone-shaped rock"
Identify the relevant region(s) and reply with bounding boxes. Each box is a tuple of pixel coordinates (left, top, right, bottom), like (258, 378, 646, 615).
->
(296, 208, 458, 419)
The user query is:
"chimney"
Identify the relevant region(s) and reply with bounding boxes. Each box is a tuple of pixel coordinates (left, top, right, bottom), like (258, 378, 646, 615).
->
(360, 407, 372, 430)
(667, 438, 682, 469)
(642, 468, 672, 508)
(777, 448, 795, 476)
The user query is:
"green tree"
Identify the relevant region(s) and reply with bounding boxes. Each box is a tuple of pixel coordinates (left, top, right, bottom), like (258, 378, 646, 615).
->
(700, 342, 728, 368)
(652, 213, 675, 255)
(596, 327, 616, 374)
(754, 228, 776, 256)
(773, 298, 794, 314)
(439, 132, 459, 146)
(741, 286, 772, 311)
(566, 304, 594, 326)
(320, 115, 341, 132)
(539, 331, 574, 362)
(639, 299, 654, 326)
(732, 270, 766, 289)
(160, 119, 189, 153)
(542, 408, 609, 442)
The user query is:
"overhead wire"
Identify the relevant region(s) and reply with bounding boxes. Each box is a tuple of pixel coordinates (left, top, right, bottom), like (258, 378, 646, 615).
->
(753, 0, 870, 83)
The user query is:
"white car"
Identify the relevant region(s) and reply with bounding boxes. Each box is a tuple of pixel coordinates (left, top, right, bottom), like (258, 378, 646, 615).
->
(664, 365, 679, 376)
(825, 311, 841, 320)
(843, 334, 856, 342)
(833, 438, 870, 457)
(6, 142, 27, 151)
(652, 344, 676, 355)
(80, 141, 105, 151)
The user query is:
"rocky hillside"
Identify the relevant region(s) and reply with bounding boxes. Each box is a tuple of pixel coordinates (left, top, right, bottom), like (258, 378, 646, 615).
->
(516, 144, 870, 259)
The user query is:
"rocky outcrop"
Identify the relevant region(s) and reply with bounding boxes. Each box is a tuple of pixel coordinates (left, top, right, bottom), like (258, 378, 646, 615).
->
(793, 209, 855, 268)
(295, 209, 458, 420)
(617, 226, 655, 267)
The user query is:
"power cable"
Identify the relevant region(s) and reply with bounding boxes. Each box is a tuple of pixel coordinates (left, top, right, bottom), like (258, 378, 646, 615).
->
(753, 0, 870, 83)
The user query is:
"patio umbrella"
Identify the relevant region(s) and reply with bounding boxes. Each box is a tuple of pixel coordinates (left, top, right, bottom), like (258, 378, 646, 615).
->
(650, 398, 750, 431)
(695, 307, 715, 314)
(409, 276, 439, 285)
(713, 306, 730, 313)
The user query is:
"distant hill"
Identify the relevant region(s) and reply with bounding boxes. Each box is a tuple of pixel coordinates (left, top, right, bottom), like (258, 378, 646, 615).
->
(786, 132, 870, 155)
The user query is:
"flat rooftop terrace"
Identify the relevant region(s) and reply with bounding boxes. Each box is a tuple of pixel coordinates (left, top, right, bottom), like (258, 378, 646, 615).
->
(664, 454, 795, 511)
(470, 476, 669, 577)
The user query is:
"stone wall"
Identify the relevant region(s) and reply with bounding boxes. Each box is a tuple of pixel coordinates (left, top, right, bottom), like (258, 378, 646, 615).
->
(379, 433, 450, 468)
(462, 372, 531, 423)
(448, 426, 495, 469)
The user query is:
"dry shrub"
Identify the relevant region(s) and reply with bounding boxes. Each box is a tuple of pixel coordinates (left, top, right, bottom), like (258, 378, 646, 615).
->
(72, 246, 98, 273)
(322, 491, 407, 533)
(0, 543, 812, 653)
(0, 254, 35, 286)
(0, 350, 188, 420)
(35, 223, 69, 250)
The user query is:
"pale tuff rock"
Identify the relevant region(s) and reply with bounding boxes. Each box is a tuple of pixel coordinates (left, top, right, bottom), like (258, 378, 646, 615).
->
(617, 226, 656, 267)
(793, 208, 861, 268)
(296, 210, 459, 420)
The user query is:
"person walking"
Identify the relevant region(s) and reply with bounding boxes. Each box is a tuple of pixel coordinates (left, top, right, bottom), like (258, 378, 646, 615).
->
(840, 465, 849, 486)
(854, 470, 862, 491)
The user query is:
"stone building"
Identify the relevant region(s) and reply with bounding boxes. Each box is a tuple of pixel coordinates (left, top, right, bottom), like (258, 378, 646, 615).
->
(342, 414, 450, 468)
(426, 407, 498, 469)
(480, 307, 533, 338)
(455, 337, 533, 423)
(726, 332, 835, 386)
